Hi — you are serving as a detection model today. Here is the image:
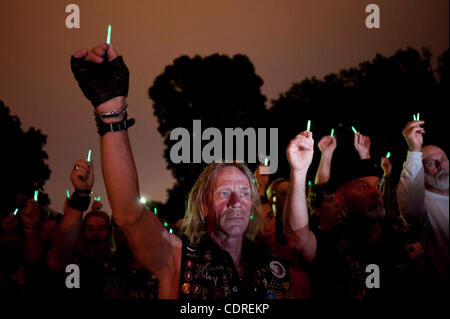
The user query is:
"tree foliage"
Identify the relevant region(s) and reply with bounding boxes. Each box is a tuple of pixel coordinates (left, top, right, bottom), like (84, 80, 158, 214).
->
(1, 101, 50, 218)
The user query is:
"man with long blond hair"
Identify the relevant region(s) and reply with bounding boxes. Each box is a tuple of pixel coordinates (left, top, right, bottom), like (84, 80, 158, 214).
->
(69, 43, 307, 299)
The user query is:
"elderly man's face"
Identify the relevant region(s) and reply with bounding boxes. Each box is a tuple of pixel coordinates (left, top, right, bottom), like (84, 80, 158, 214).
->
(337, 176, 385, 221)
(422, 146, 449, 191)
(207, 166, 252, 238)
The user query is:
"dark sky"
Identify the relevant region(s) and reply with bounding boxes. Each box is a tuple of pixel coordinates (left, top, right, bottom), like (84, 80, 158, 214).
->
(0, 0, 448, 214)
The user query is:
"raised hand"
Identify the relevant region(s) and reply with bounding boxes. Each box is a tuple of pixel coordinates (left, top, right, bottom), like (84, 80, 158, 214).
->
(318, 135, 337, 157)
(21, 199, 41, 230)
(254, 164, 270, 196)
(354, 132, 371, 160)
(402, 120, 425, 152)
(70, 44, 129, 108)
(70, 159, 95, 191)
(286, 131, 314, 173)
(381, 157, 392, 177)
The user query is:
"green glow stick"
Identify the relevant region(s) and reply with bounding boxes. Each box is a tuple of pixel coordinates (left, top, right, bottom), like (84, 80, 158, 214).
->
(169, 228, 173, 234)
(306, 120, 311, 132)
(386, 152, 391, 159)
(163, 222, 168, 227)
(13, 208, 18, 216)
(264, 157, 269, 166)
(87, 149, 92, 162)
(66, 190, 70, 199)
(308, 181, 312, 187)
(416, 113, 420, 121)
(106, 24, 112, 45)
(154, 207, 157, 215)
(250, 215, 253, 220)
(351, 126, 358, 134)
(252, 179, 256, 184)
(413, 114, 416, 121)
(330, 128, 334, 138)
(34, 190, 39, 202)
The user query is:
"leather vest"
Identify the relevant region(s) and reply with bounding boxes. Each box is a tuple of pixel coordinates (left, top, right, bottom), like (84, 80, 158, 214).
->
(178, 234, 291, 300)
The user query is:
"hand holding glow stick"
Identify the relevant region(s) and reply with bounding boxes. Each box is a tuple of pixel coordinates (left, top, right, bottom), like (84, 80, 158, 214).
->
(330, 128, 334, 138)
(386, 152, 391, 159)
(351, 126, 358, 134)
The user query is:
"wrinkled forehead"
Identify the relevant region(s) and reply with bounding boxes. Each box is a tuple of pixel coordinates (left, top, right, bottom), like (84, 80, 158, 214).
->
(215, 166, 251, 188)
(422, 146, 447, 160)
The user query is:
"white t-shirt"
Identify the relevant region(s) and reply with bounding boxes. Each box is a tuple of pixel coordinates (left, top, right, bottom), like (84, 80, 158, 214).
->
(397, 151, 449, 280)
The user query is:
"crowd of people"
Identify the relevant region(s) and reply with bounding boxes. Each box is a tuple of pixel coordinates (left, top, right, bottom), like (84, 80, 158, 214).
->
(0, 43, 448, 300)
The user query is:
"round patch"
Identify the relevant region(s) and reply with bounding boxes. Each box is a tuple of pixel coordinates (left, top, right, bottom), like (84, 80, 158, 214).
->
(185, 259, 194, 269)
(203, 251, 211, 261)
(184, 271, 193, 282)
(181, 283, 191, 294)
(213, 288, 223, 299)
(192, 284, 202, 294)
(269, 260, 286, 279)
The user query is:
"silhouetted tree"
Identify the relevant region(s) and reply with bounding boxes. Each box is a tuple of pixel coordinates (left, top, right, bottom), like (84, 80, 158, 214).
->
(149, 54, 268, 220)
(1, 101, 50, 219)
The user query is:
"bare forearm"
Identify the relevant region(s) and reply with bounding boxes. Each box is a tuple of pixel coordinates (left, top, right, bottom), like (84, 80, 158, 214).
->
(97, 98, 142, 226)
(315, 153, 332, 184)
(284, 170, 317, 262)
(49, 207, 83, 270)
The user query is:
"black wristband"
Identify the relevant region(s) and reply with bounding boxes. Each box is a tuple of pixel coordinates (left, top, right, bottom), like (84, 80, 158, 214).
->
(74, 189, 92, 195)
(95, 117, 136, 136)
(68, 192, 91, 211)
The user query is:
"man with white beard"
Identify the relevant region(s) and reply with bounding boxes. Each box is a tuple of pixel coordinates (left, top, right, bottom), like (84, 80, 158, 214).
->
(397, 120, 449, 283)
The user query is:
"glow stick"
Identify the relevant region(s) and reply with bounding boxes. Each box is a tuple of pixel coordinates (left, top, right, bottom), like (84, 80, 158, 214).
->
(306, 120, 311, 132)
(13, 208, 18, 216)
(416, 113, 420, 121)
(308, 181, 312, 187)
(154, 207, 157, 215)
(351, 126, 358, 134)
(169, 228, 173, 234)
(163, 222, 168, 227)
(386, 152, 391, 159)
(87, 149, 92, 162)
(330, 128, 334, 138)
(250, 215, 253, 220)
(106, 25, 112, 45)
(264, 157, 269, 166)
(34, 190, 39, 202)
(413, 114, 416, 121)
(66, 190, 70, 199)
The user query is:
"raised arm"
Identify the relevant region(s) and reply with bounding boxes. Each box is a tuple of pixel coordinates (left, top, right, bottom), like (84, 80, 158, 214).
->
(284, 131, 317, 263)
(70, 44, 181, 279)
(396, 120, 427, 225)
(314, 135, 337, 184)
(47, 159, 93, 271)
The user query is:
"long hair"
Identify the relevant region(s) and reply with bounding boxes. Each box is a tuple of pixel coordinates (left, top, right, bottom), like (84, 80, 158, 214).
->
(181, 162, 263, 245)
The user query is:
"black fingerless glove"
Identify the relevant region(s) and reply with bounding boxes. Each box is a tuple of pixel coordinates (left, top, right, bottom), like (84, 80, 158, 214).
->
(70, 55, 129, 108)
